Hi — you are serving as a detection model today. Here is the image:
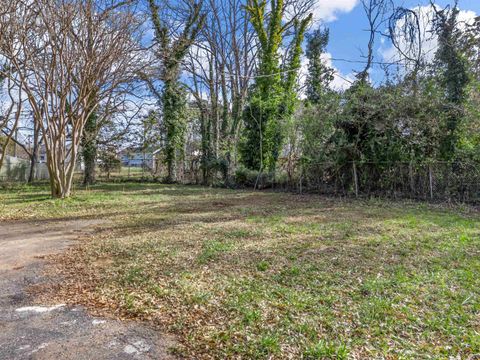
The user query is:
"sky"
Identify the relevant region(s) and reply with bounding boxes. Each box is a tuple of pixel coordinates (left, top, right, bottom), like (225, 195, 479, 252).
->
(315, 0, 480, 89)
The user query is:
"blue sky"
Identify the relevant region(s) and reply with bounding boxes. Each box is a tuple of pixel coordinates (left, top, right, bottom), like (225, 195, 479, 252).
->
(320, 0, 480, 87)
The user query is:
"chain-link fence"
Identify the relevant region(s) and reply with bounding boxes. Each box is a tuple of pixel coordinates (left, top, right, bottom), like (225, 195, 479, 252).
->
(279, 160, 480, 204)
(2, 156, 479, 204)
(93, 157, 202, 184)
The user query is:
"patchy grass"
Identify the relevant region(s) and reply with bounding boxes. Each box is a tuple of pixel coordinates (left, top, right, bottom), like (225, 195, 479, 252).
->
(1, 183, 480, 359)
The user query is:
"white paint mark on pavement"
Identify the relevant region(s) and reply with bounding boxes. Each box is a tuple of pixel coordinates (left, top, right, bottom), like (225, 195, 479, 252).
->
(15, 304, 65, 313)
(29, 342, 49, 354)
(92, 319, 106, 325)
(123, 340, 151, 355)
(60, 320, 77, 326)
(124, 344, 138, 355)
(133, 340, 151, 353)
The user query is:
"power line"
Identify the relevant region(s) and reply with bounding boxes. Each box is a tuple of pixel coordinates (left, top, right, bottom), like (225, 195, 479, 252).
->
(331, 70, 355, 85)
(191, 54, 433, 82)
(330, 57, 403, 66)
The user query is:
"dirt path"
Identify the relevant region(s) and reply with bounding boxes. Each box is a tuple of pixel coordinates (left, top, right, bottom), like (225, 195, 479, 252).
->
(0, 220, 176, 360)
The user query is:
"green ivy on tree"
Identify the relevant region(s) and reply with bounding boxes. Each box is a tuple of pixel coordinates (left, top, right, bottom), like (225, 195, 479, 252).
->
(240, 0, 311, 172)
(148, 0, 205, 182)
(432, 3, 470, 160)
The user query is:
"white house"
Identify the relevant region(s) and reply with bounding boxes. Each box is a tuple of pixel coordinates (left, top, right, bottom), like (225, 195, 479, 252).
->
(120, 148, 156, 168)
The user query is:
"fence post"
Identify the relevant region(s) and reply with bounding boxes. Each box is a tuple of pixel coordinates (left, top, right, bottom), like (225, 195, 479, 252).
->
(429, 164, 434, 199)
(353, 161, 359, 198)
(409, 160, 415, 195)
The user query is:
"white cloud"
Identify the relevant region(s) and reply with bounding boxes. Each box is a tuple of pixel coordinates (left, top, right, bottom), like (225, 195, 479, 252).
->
(380, 5, 477, 66)
(285, 0, 358, 26)
(322, 53, 355, 90)
(299, 52, 354, 95)
(331, 70, 356, 91)
(312, 0, 359, 23)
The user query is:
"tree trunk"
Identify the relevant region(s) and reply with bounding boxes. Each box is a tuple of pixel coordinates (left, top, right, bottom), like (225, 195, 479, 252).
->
(28, 122, 40, 183)
(28, 151, 38, 184)
(83, 150, 96, 185)
(44, 130, 80, 199)
(200, 108, 211, 185)
(167, 160, 177, 183)
(48, 166, 72, 198)
(82, 112, 97, 185)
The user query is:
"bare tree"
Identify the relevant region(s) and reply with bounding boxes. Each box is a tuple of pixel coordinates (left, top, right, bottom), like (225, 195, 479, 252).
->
(184, 0, 257, 183)
(0, 0, 145, 197)
(388, 7, 424, 70)
(357, 0, 392, 82)
(1, 116, 43, 183)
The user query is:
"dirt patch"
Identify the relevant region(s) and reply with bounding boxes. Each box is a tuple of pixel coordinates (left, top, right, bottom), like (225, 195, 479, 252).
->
(0, 219, 102, 271)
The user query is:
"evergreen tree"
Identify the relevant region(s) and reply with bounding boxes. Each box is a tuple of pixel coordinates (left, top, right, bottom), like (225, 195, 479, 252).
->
(432, 3, 469, 160)
(305, 28, 334, 104)
(82, 110, 98, 185)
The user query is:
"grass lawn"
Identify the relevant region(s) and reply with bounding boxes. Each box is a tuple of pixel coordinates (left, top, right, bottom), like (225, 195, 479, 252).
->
(1, 183, 479, 359)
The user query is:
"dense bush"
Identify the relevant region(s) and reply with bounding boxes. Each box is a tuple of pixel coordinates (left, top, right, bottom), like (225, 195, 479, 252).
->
(234, 167, 288, 189)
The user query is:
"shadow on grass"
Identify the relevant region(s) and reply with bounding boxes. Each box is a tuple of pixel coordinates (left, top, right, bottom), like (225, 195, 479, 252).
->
(86, 182, 214, 195)
(3, 182, 477, 234)
(81, 189, 480, 281)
